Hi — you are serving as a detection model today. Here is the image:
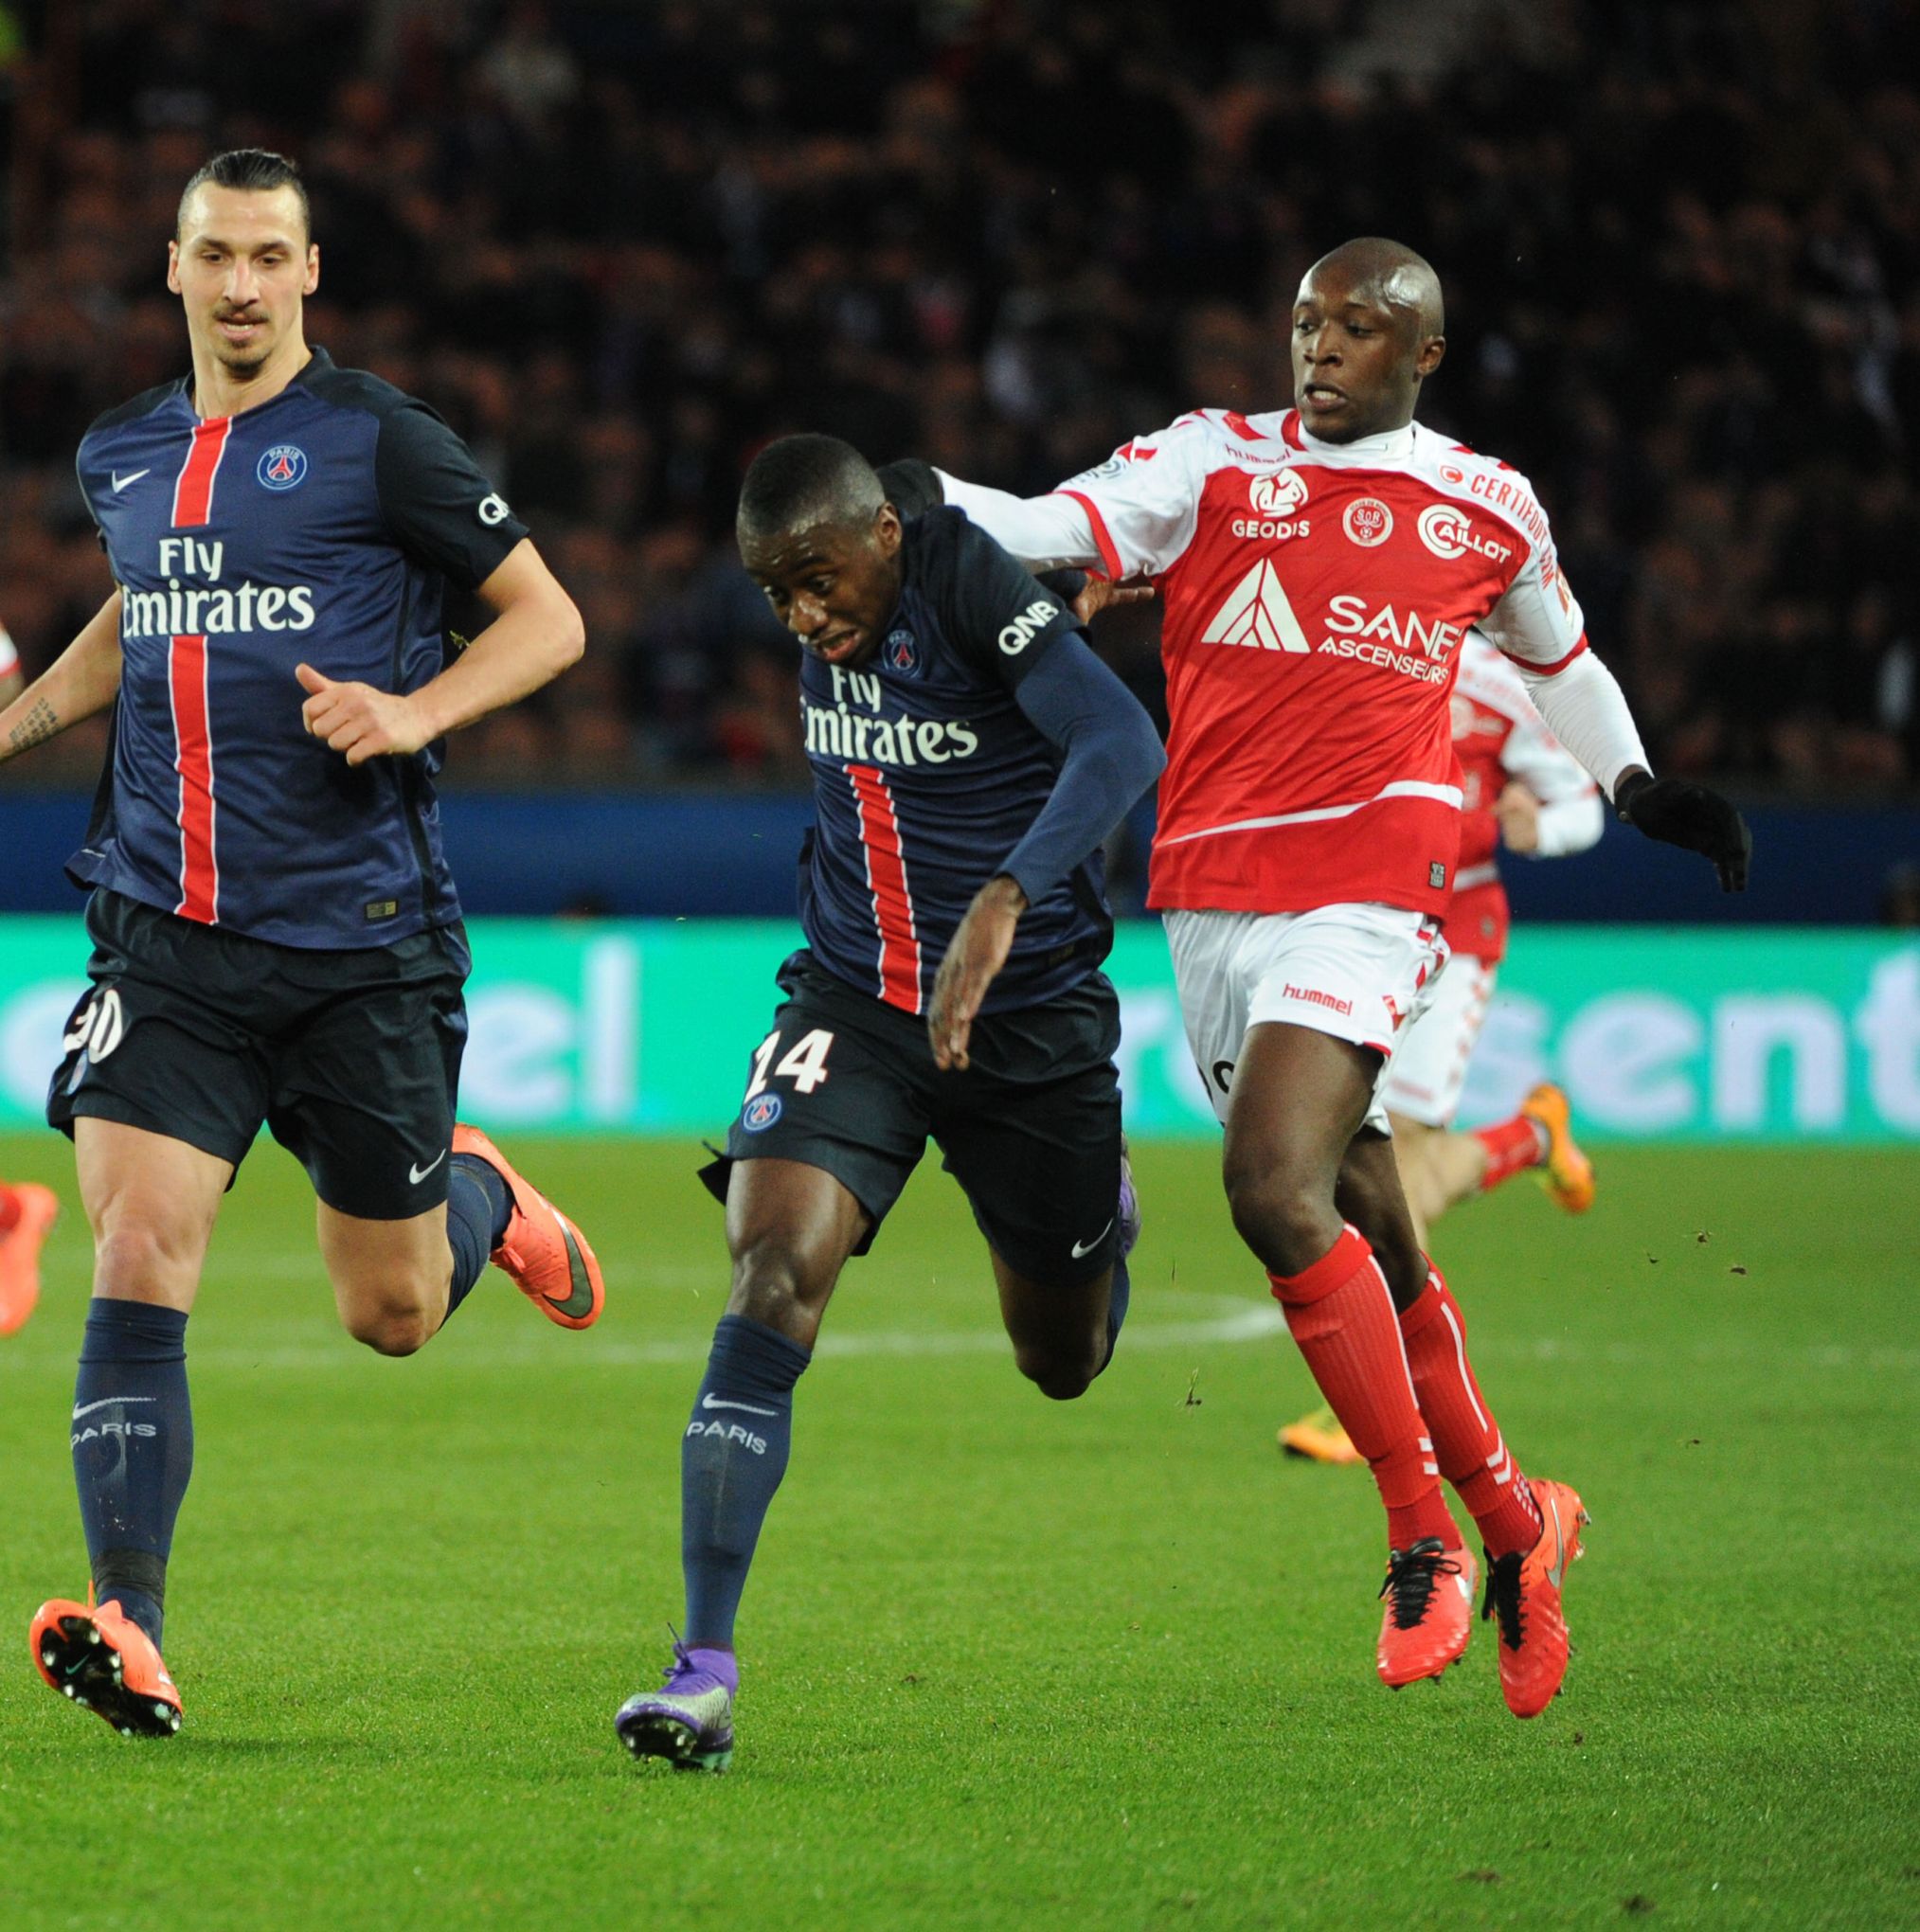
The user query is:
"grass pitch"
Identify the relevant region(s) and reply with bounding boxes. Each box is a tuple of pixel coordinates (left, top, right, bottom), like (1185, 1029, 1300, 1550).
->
(0, 1132, 1913, 1930)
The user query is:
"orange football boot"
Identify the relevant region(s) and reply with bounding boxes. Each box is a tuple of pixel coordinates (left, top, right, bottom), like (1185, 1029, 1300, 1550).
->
(1376, 1539, 1478, 1688)
(30, 1596, 181, 1737)
(1481, 1477, 1588, 1718)
(1278, 1403, 1363, 1465)
(0, 1182, 60, 1336)
(451, 1125, 603, 1329)
(1519, 1083, 1595, 1214)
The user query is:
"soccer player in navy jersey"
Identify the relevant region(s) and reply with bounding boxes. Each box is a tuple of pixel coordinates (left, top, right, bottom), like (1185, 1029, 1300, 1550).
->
(613, 435, 1165, 1771)
(0, 150, 604, 1739)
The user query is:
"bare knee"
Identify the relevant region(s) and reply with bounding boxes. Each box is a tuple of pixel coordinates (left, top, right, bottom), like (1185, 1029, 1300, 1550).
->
(726, 1241, 828, 1344)
(1013, 1337, 1101, 1402)
(93, 1223, 197, 1304)
(340, 1272, 443, 1356)
(1224, 1154, 1334, 1278)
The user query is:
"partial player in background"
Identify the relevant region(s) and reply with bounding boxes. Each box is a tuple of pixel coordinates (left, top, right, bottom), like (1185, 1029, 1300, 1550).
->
(912, 236, 1750, 1718)
(0, 618, 62, 1334)
(614, 437, 1163, 1772)
(1, 151, 600, 1740)
(1280, 630, 1602, 1465)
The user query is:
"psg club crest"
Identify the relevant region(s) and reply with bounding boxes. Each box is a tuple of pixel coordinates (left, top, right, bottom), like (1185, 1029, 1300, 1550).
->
(742, 1092, 782, 1132)
(257, 444, 308, 492)
(884, 629, 920, 674)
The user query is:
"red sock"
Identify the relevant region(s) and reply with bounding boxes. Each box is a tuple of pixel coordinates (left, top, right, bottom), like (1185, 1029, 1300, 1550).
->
(1399, 1263, 1542, 1558)
(1472, 1114, 1545, 1192)
(1270, 1225, 1456, 1551)
(0, 1185, 19, 1236)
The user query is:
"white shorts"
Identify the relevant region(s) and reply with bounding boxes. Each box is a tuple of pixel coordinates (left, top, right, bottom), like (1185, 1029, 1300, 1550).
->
(1382, 952, 1498, 1128)
(1162, 903, 1448, 1135)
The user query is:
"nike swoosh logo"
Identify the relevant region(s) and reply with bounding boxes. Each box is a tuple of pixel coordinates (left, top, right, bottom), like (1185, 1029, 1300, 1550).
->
(540, 1217, 598, 1320)
(71, 1396, 157, 1422)
(1071, 1217, 1115, 1260)
(409, 1150, 447, 1185)
(111, 469, 151, 492)
(701, 1394, 778, 1417)
(1544, 1500, 1569, 1589)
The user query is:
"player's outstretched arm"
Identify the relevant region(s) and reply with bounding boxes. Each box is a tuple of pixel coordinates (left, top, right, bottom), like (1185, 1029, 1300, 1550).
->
(910, 463, 1106, 576)
(296, 539, 583, 765)
(928, 636, 1165, 1069)
(1516, 651, 1750, 891)
(0, 593, 123, 764)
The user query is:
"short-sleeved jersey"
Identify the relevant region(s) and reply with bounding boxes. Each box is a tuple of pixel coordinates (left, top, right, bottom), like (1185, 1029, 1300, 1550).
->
(1447, 632, 1597, 964)
(1053, 407, 1587, 918)
(72, 347, 529, 949)
(799, 508, 1110, 1015)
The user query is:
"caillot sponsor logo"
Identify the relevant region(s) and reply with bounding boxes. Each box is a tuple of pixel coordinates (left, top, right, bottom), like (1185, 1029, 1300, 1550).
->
(1418, 503, 1513, 564)
(120, 538, 315, 638)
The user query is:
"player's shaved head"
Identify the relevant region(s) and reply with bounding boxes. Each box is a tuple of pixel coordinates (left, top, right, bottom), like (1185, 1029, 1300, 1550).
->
(1302, 238, 1444, 337)
(1291, 237, 1447, 442)
(738, 435, 887, 543)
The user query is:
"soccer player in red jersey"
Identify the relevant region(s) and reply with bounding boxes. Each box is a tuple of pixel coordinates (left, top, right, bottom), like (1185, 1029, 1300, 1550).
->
(907, 238, 1750, 1716)
(0, 152, 603, 1738)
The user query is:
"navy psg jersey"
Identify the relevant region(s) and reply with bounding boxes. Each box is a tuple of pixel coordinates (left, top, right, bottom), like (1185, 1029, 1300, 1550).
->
(71, 346, 529, 949)
(798, 508, 1112, 1015)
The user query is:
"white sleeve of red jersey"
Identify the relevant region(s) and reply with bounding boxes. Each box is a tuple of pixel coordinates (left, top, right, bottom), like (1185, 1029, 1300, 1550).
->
(932, 476, 1104, 574)
(1478, 512, 1587, 677)
(1513, 649, 1650, 800)
(1498, 707, 1604, 858)
(940, 418, 1208, 581)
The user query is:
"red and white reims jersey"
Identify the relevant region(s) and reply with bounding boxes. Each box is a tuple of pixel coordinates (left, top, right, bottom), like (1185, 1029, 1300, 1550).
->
(1054, 407, 1588, 917)
(1447, 632, 1597, 964)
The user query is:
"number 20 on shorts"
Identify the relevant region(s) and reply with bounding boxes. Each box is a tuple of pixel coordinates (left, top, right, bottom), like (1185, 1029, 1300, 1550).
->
(745, 1028, 835, 1100)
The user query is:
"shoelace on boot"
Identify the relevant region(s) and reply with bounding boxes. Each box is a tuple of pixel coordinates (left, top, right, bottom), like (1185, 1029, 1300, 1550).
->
(1481, 1550, 1525, 1650)
(1378, 1537, 1463, 1630)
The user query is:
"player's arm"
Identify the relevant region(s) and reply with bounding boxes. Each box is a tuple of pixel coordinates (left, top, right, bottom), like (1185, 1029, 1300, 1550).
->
(1494, 714, 1605, 858)
(1480, 541, 1750, 891)
(0, 594, 123, 765)
(297, 539, 583, 764)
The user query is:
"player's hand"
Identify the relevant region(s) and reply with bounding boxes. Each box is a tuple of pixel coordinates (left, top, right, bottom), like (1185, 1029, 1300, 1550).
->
(1070, 577, 1156, 627)
(1494, 780, 1541, 853)
(1614, 769, 1751, 891)
(929, 875, 1028, 1071)
(296, 664, 430, 765)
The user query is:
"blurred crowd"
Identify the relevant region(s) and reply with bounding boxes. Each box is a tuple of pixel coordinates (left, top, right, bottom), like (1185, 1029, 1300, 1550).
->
(2, 0, 1919, 796)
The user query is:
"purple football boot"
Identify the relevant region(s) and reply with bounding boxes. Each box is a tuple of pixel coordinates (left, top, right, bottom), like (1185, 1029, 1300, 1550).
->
(1118, 1137, 1141, 1261)
(615, 1641, 737, 1772)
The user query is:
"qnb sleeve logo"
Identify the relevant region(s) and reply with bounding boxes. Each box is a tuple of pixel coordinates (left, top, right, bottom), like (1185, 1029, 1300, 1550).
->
(256, 444, 308, 491)
(997, 599, 1060, 654)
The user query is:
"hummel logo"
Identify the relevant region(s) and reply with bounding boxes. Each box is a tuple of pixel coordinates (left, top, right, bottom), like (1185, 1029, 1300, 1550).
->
(700, 1394, 778, 1417)
(71, 1397, 156, 1422)
(409, 1150, 447, 1185)
(1070, 1218, 1115, 1260)
(111, 469, 151, 493)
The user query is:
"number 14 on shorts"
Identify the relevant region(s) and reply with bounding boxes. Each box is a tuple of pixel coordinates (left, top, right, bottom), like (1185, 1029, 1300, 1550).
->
(745, 1029, 835, 1100)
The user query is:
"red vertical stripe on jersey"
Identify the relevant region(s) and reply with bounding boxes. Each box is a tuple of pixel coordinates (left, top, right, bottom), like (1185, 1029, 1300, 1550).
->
(168, 635, 218, 923)
(847, 764, 922, 1013)
(167, 416, 229, 921)
(170, 415, 231, 528)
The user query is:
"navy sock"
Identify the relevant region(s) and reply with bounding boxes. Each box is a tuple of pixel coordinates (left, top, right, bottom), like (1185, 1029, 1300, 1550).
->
(71, 1300, 192, 1648)
(444, 1153, 512, 1321)
(682, 1314, 811, 1649)
(1099, 1252, 1132, 1373)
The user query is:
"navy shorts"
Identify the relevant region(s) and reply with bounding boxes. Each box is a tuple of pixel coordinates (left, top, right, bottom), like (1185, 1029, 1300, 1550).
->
(701, 949, 1124, 1283)
(48, 889, 470, 1220)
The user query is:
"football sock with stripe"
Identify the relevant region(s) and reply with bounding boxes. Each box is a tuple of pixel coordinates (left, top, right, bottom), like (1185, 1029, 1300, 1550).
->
(442, 1153, 513, 1322)
(71, 1299, 193, 1648)
(682, 1314, 811, 1650)
(1472, 1114, 1548, 1192)
(1269, 1225, 1457, 1550)
(1399, 1265, 1543, 1558)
